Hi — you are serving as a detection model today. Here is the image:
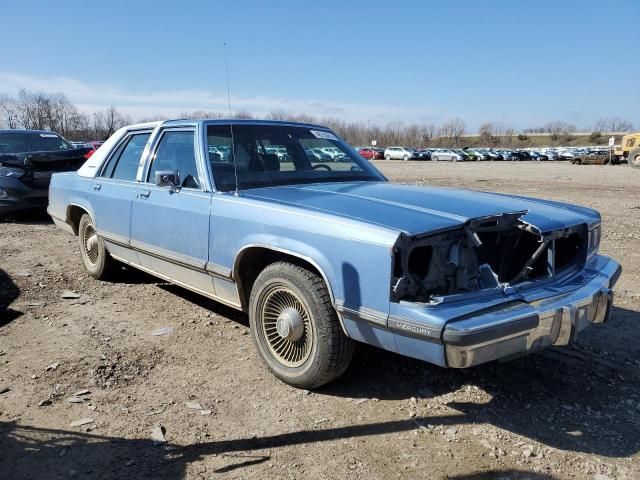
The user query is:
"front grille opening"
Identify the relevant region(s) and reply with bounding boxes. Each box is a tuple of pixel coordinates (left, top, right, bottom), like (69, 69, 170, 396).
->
(391, 216, 587, 303)
(476, 230, 547, 283)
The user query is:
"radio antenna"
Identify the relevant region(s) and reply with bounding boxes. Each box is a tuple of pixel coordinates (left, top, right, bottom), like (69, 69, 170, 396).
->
(223, 42, 239, 196)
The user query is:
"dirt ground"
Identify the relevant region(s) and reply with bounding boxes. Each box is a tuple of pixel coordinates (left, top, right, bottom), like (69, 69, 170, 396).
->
(1, 161, 639, 480)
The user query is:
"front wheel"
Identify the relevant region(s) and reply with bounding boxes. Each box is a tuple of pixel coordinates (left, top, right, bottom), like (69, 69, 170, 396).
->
(249, 262, 354, 389)
(78, 213, 115, 279)
(403, 154, 409, 161)
(385, 154, 391, 160)
(629, 148, 640, 168)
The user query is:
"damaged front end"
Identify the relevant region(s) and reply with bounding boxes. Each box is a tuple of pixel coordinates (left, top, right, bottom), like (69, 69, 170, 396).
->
(384, 210, 618, 370)
(391, 212, 591, 304)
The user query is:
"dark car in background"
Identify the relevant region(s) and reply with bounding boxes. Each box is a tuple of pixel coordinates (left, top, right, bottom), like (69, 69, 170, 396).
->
(415, 149, 432, 160)
(517, 150, 532, 161)
(0, 129, 92, 217)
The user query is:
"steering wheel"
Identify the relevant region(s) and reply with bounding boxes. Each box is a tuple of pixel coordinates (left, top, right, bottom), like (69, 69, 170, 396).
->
(312, 164, 332, 171)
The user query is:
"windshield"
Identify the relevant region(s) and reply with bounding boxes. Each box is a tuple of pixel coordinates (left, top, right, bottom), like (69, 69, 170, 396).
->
(0, 132, 73, 154)
(207, 124, 385, 191)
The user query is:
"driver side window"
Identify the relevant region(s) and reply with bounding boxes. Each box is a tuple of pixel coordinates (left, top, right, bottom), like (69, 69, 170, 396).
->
(147, 130, 200, 189)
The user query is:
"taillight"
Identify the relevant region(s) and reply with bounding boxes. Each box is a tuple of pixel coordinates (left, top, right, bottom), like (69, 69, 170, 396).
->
(84, 149, 95, 160)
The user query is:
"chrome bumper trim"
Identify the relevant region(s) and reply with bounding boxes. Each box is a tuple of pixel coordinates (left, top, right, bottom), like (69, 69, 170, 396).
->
(444, 258, 621, 368)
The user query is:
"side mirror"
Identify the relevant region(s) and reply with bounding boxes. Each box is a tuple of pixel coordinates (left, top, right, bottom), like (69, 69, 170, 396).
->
(155, 170, 180, 188)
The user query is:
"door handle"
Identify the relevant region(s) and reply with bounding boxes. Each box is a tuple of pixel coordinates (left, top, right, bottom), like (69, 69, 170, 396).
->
(93, 183, 101, 191)
(139, 190, 151, 199)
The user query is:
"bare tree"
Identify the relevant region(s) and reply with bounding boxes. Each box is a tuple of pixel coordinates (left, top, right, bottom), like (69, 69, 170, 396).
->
(233, 110, 254, 119)
(503, 126, 515, 147)
(438, 118, 466, 146)
(478, 122, 495, 145)
(93, 106, 130, 139)
(594, 117, 633, 132)
(0, 94, 20, 128)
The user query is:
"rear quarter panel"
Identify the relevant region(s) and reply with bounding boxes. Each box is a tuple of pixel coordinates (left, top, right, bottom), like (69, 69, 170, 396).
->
(48, 172, 95, 225)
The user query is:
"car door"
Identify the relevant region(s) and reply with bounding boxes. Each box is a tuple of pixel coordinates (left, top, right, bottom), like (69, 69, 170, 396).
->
(130, 127, 215, 296)
(90, 130, 152, 263)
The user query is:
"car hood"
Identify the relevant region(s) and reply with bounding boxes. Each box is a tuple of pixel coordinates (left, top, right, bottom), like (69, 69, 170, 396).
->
(242, 181, 599, 235)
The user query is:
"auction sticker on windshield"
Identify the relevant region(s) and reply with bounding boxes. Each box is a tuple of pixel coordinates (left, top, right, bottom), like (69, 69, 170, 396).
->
(310, 130, 338, 141)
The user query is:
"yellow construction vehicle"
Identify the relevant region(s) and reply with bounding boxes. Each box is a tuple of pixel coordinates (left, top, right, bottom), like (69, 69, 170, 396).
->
(613, 133, 640, 168)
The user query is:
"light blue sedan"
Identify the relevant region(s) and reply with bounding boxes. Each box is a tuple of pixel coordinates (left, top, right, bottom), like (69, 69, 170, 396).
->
(48, 119, 621, 388)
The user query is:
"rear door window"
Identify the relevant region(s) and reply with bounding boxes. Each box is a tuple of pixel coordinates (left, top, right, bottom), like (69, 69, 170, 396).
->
(101, 133, 151, 181)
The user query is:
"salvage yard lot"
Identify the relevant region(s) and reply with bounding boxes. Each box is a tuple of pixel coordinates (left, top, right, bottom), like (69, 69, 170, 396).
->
(1, 161, 639, 479)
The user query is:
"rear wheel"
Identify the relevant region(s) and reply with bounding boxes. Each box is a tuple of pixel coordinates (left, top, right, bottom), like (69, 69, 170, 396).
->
(249, 262, 354, 389)
(78, 213, 115, 279)
(629, 148, 640, 168)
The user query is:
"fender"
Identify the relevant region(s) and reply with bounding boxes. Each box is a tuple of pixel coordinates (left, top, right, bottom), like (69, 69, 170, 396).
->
(232, 240, 349, 335)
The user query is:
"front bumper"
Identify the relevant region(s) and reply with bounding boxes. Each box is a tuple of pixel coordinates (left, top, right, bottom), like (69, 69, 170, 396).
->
(443, 256, 621, 367)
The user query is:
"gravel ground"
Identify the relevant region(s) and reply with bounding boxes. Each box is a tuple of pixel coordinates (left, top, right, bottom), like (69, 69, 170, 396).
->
(1, 161, 639, 480)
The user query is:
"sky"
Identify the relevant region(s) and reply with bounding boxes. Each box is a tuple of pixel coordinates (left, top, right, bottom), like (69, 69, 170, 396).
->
(1, 0, 639, 131)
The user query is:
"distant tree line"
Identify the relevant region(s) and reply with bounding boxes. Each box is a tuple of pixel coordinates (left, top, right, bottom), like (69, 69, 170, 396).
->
(0, 89, 634, 147)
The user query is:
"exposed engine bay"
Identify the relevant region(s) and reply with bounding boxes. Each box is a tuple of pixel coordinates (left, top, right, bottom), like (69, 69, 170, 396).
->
(391, 212, 588, 303)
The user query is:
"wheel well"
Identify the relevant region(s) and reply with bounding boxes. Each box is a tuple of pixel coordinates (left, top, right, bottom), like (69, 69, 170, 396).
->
(67, 205, 89, 235)
(235, 247, 330, 310)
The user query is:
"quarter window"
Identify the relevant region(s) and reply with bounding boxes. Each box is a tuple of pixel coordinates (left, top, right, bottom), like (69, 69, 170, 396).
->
(101, 133, 151, 181)
(147, 131, 200, 189)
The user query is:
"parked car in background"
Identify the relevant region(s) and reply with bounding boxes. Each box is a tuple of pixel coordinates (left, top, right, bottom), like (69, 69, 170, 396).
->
(530, 151, 542, 161)
(490, 149, 506, 161)
(384, 146, 419, 160)
(415, 149, 432, 160)
(557, 150, 576, 161)
(516, 150, 532, 161)
(432, 149, 464, 161)
(464, 149, 484, 161)
(0, 129, 92, 217)
(476, 149, 501, 161)
(533, 151, 549, 161)
(458, 149, 478, 161)
(497, 150, 518, 161)
(48, 118, 620, 389)
(86, 141, 104, 150)
(470, 149, 490, 161)
(310, 148, 333, 161)
(358, 147, 384, 160)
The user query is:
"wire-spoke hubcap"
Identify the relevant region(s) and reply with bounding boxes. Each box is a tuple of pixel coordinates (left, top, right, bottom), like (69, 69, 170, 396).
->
(82, 224, 99, 266)
(261, 286, 313, 367)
